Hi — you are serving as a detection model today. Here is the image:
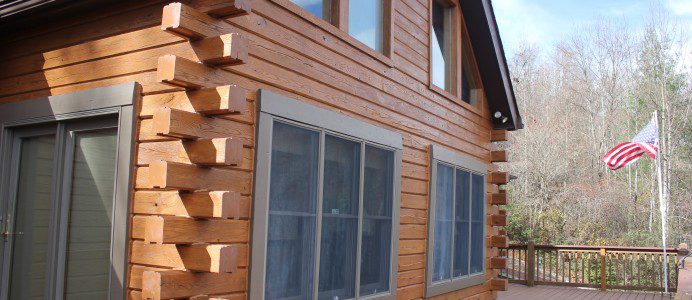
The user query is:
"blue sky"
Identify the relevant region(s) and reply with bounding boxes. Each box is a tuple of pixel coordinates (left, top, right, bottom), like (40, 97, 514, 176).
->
(493, 0, 692, 60)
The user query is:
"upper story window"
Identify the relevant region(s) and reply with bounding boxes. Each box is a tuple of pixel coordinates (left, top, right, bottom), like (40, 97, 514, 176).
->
(431, 0, 455, 93)
(349, 0, 384, 52)
(429, 1, 486, 107)
(286, 0, 392, 56)
(290, 0, 333, 22)
(426, 145, 488, 297)
(251, 90, 402, 300)
(461, 34, 483, 106)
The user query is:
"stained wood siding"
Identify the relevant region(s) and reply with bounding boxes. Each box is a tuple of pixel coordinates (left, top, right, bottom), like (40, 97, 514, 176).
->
(0, 0, 505, 299)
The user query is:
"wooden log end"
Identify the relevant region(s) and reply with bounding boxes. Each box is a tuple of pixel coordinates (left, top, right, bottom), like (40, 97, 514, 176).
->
(490, 278, 508, 291)
(491, 150, 508, 162)
(489, 192, 508, 205)
(490, 257, 507, 269)
(142, 270, 163, 300)
(161, 2, 207, 40)
(157, 55, 206, 90)
(195, 33, 249, 66)
(153, 107, 202, 140)
(206, 0, 252, 18)
(490, 235, 509, 248)
(491, 129, 508, 142)
(143, 216, 165, 244)
(185, 138, 243, 166)
(490, 214, 508, 227)
(490, 171, 510, 185)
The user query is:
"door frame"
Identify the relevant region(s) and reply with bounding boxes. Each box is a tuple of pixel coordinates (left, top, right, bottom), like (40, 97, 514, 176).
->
(0, 82, 139, 300)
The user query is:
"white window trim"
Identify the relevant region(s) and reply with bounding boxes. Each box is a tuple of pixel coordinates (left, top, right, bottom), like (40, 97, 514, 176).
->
(426, 144, 489, 297)
(250, 90, 402, 300)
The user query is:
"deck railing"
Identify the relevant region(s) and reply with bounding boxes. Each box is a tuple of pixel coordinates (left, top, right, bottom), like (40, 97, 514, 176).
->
(500, 243, 680, 292)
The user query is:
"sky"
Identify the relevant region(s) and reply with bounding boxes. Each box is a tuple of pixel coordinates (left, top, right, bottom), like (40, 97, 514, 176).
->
(493, 0, 692, 64)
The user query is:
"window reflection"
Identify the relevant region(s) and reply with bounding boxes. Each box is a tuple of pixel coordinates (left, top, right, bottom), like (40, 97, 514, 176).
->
(349, 0, 384, 52)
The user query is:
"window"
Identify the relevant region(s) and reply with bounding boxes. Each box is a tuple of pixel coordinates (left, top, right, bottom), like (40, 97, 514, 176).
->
(426, 145, 487, 297)
(348, 0, 384, 52)
(431, 0, 456, 93)
(283, 0, 392, 56)
(460, 26, 483, 106)
(251, 90, 402, 300)
(289, 0, 333, 22)
(0, 83, 136, 299)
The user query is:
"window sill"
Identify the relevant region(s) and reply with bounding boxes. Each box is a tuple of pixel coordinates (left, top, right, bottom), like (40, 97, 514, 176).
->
(268, 0, 394, 68)
(428, 82, 484, 117)
(425, 273, 486, 298)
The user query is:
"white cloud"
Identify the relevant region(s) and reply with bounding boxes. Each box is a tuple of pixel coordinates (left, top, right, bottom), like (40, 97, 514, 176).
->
(666, 0, 692, 15)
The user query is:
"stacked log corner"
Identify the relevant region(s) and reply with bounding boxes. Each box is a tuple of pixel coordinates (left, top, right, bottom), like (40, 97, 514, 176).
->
(132, 2, 252, 299)
(488, 129, 509, 297)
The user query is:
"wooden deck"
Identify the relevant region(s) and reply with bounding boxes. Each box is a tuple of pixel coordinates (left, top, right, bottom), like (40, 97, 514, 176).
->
(498, 284, 674, 300)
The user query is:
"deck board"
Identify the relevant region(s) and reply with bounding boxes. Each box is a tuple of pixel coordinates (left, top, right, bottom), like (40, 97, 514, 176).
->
(498, 284, 674, 300)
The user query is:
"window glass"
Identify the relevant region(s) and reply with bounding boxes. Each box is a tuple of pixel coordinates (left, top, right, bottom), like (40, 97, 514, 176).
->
(349, 0, 384, 52)
(262, 120, 397, 299)
(318, 135, 360, 299)
(8, 135, 55, 300)
(429, 157, 486, 293)
(360, 145, 394, 296)
(265, 122, 320, 299)
(291, 0, 332, 22)
(432, 164, 454, 282)
(470, 174, 485, 274)
(431, 0, 453, 92)
(453, 170, 471, 277)
(63, 129, 118, 299)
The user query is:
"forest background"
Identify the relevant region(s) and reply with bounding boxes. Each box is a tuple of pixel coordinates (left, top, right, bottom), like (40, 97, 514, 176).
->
(500, 2, 691, 247)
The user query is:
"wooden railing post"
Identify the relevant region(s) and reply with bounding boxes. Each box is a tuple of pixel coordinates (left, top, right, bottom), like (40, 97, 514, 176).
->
(600, 248, 607, 291)
(527, 242, 535, 286)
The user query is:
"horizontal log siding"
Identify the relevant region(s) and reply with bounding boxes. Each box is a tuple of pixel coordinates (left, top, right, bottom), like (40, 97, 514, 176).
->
(0, 0, 497, 299)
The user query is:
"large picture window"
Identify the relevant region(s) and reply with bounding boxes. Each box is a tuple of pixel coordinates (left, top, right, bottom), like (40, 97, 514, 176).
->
(251, 90, 402, 300)
(426, 145, 487, 297)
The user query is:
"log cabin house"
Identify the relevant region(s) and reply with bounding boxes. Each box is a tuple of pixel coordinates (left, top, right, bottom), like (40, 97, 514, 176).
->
(0, 0, 522, 299)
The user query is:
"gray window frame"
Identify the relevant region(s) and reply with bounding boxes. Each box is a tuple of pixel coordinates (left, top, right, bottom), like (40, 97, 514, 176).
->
(250, 90, 402, 300)
(0, 82, 138, 300)
(426, 145, 488, 297)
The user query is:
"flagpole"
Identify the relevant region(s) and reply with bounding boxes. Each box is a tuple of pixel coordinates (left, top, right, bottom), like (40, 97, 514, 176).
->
(654, 110, 668, 293)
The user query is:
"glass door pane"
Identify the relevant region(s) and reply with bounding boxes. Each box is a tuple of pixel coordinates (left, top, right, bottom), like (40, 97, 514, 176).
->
(8, 135, 56, 300)
(63, 128, 117, 299)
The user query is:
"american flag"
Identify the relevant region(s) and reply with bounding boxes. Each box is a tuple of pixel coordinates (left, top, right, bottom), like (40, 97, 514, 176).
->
(601, 116, 659, 170)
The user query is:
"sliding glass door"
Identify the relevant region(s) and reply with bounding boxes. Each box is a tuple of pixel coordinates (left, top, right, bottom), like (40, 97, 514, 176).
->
(1, 117, 119, 300)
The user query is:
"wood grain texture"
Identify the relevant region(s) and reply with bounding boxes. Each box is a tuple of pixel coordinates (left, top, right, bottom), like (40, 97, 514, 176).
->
(490, 214, 508, 227)
(489, 235, 509, 248)
(157, 55, 232, 89)
(192, 33, 249, 65)
(133, 191, 249, 219)
(490, 257, 507, 270)
(142, 269, 246, 299)
(141, 86, 249, 117)
(490, 278, 508, 291)
(131, 241, 246, 273)
(489, 171, 509, 185)
(146, 160, 251, 193)
(139, 138, 244, 167)
(151, 107, 253, 143)
(198, 0, 252, 17)
(135, 215, 248, 244)
(161, 2, 232, 40)
(489, 192, 508, 205)
(491, 129, 507, 142)
(138, 141, 254, 171)
(490, 150, 507, 162)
